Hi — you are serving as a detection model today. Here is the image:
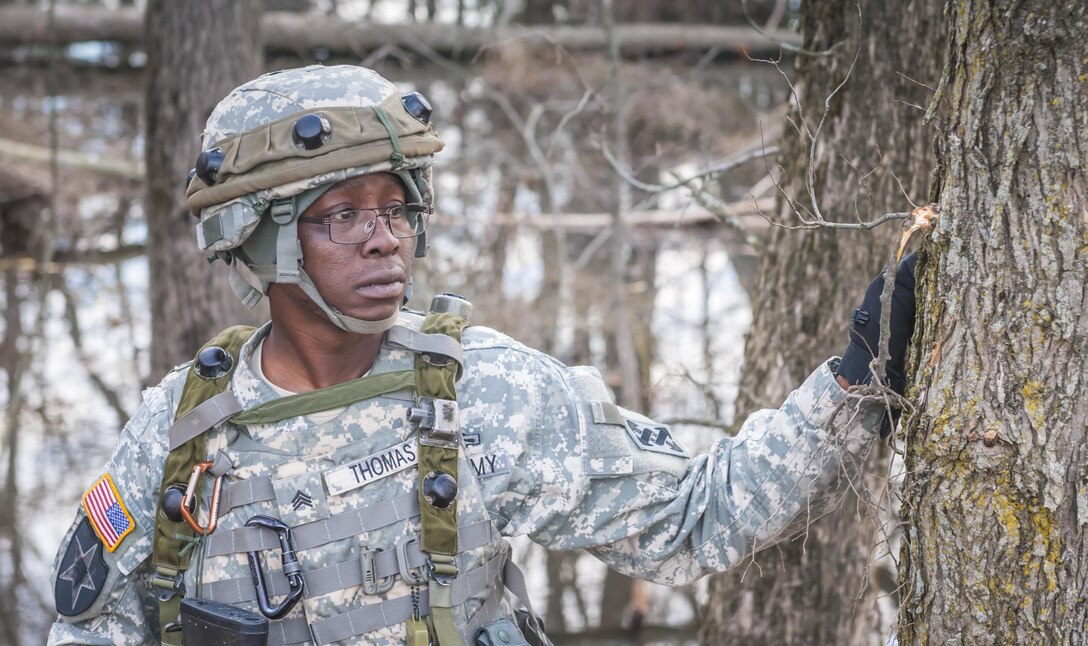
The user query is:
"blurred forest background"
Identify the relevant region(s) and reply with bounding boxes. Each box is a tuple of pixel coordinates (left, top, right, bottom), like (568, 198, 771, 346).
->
(0, 1, 803, 643)
(9, 0, 1077, 645)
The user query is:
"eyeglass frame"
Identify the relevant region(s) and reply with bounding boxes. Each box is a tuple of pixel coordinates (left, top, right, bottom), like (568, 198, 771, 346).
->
(297, 203, 432, 245)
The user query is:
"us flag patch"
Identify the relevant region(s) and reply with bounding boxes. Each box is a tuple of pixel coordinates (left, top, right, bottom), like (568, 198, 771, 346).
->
(81, 474, 135, 552)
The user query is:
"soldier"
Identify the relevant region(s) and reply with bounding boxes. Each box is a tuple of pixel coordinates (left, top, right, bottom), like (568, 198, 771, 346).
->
(48, 65, 917, 646)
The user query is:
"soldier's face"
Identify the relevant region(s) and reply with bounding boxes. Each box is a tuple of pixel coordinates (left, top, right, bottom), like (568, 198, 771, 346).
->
(295, 172, 415, 324)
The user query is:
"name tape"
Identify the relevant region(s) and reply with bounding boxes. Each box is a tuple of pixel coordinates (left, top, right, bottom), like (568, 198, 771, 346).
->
(324, 441, 419, 496)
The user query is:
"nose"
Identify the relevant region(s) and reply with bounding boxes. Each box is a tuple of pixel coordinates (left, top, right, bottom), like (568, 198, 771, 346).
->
(360, 216, 401, 256)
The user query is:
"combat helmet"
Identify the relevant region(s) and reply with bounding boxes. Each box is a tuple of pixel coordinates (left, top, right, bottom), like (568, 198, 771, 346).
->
(185, 65, 444, 334)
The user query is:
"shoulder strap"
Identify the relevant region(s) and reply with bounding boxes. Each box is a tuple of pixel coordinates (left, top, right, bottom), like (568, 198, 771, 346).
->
(414, 308, 470, 646)
(152, 325, 255, 644)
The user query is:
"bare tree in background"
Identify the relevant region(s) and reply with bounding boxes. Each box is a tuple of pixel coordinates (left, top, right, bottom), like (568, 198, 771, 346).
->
(699, 0, 943, 643)
(144, 0, 265, 376)
(900, 0, 1087, 642)
(0, 172, 48, 646)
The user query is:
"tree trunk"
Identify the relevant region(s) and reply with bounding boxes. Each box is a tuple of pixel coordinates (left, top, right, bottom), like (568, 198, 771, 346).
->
(0, 267, 25, 646)
(899, 1, 1088, 642)
(144, 0, 265, 376)
(699, 0, 943, 643)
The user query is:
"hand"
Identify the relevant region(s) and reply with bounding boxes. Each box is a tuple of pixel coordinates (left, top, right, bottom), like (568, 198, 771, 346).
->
(837, 252, 918, 396)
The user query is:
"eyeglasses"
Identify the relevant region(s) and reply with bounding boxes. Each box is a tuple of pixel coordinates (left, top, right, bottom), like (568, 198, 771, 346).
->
(297, 203, 431, 245)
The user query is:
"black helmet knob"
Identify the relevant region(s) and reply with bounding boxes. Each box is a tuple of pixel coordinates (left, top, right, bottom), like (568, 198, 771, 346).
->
(195, 346, 234, 380)
(292, 114, 332, 150)
(422, 471, 458, 509)
(195, 148, 224, 185)
(401, 92, 432, 124)
(161, 483, 194, 523)
(186, 168, 198, 189)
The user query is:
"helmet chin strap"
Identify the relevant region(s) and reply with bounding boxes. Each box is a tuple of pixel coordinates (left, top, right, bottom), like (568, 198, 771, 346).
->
(296, 269, 400, 335)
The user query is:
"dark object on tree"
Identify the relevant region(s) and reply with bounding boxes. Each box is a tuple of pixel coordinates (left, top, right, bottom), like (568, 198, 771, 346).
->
(0, 169, 48, 259)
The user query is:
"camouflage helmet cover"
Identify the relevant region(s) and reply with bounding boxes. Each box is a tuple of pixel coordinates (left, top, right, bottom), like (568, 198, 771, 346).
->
(187, 65, 443, 253)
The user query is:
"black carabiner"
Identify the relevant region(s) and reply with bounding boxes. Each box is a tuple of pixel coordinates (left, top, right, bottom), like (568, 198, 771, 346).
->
(245, 514, 304, 619)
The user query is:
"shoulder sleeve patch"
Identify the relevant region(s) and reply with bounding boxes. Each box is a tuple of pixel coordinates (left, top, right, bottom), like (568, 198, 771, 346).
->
(54, 516, 109, 616)
(624, 418, 689, 458)
(81, 473, 136, 553)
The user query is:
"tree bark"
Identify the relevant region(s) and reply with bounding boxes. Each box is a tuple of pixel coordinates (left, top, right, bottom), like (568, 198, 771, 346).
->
(144, 0, 265, 376)
(0, 5, 801, 58)
(699, 0, 943, 643)
(899, 0, 1088, 643)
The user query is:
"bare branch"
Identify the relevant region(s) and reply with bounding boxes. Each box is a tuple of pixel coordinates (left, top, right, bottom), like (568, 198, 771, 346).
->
(739, 0, 844, 57)
(56, 279, 131, 422)
(601, 144, 781, 195)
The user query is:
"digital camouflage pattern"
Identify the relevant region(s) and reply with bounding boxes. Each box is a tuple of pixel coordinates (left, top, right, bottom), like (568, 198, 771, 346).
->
(48, 312, 882, 645)
(199, 66, 395, 148)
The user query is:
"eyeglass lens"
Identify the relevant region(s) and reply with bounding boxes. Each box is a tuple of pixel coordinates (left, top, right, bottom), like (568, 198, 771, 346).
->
(327, 205, 428, 244)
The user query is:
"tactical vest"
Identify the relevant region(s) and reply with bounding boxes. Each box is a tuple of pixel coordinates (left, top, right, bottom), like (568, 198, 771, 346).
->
(151, 297, 543, 645)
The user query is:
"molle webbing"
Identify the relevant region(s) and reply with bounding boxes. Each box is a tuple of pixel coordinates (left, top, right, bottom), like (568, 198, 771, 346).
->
(153, 325, 255, 645)
(202, 520, 494, 604)
(267, 571, 507, 646)
(217, 475, 278, 516)
(205, 490, 419, 557)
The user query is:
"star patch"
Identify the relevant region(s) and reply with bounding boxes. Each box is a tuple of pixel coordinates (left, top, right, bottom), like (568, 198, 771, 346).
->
(81, 473, 135, 552)
(624, 419, 689, 458)
(55, 516, 109, 616)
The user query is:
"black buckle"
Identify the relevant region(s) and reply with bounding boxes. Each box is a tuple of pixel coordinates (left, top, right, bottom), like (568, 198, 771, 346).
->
(152, 569, 186, 602)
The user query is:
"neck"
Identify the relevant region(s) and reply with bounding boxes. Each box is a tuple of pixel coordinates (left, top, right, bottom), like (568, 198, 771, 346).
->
(261, 317, 385, 393)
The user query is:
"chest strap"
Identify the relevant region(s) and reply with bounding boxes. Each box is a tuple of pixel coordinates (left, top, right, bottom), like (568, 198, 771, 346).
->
(153, 325, 256, 645)
(166, 322, 465, 450)
(413, 305, 470, 646)
(168, 370, 416, 449)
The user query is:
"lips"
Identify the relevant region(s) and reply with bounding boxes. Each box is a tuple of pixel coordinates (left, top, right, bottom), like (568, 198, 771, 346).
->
(354, 268, 406, 300)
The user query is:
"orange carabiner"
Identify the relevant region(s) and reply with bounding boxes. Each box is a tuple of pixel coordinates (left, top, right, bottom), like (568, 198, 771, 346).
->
(180, 461, 223, 535)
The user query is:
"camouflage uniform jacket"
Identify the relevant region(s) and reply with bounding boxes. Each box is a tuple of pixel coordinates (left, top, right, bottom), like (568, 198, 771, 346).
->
(48, 311, 881, 645)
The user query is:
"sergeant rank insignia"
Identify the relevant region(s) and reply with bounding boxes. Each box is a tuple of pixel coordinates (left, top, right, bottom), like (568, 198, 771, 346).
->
(81, 473, 135, 552)
(55, 517, 109, 616)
